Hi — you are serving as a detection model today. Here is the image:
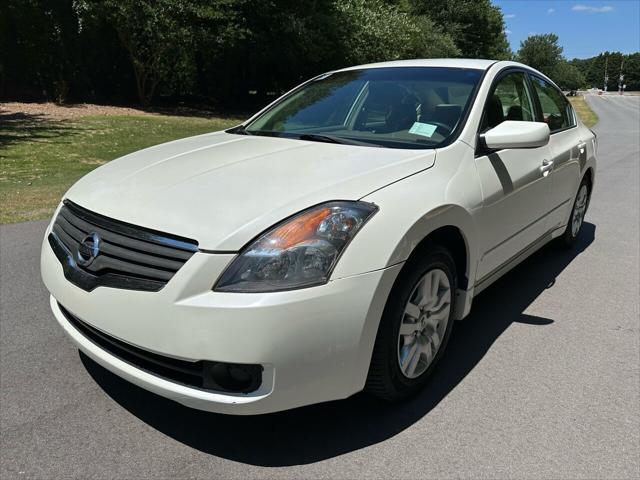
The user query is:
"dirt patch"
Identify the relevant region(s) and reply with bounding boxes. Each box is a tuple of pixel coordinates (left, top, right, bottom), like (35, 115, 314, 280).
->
(0, 102, 153, 121)
(0, 102, 247, 121)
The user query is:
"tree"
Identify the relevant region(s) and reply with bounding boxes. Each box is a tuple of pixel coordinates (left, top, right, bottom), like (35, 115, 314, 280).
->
(518, 38, 640, 92)
(572, 52, 639, 91)
(0, 0, 82, 102)
(203, 0, 459, 106)
(5, 0, 636, 105)
(76, 0, 189, 105)
(408, 0, 512, 59)
(198, 0, 345, 103)
(336, 0, 459, 65)
(553, 61, 586, 90)
(76, 0, 244, 105)
(516, 34, 563, 78)
(517, 34, 591, 89)
(622, 53, 640, 91)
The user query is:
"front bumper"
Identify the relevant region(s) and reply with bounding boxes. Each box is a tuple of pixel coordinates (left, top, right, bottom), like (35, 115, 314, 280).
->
(41, 232, 401, 415)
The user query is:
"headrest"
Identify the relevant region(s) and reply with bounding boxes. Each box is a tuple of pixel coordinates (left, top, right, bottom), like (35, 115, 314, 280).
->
(487, 96, 504, 127)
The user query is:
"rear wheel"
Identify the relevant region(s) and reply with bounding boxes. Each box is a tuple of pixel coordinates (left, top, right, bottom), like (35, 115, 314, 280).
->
(561, 178, 591, 247)
(365, 246, 456, 401)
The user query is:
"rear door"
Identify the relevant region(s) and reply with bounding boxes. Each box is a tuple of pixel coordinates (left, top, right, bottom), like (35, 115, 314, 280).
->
(528, 74, 583, 231)
(474, 70, 553, 281)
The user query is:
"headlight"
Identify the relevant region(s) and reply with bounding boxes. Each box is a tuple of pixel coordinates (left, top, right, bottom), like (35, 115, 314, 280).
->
(214, 201, 378, 292)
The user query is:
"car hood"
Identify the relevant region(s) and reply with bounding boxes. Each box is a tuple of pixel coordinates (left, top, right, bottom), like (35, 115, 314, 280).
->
(65, 132, 436, 250)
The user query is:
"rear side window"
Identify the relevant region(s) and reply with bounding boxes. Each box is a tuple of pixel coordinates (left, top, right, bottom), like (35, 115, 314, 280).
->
(530, 76, 575, 132)
(480, 71, 536, 132)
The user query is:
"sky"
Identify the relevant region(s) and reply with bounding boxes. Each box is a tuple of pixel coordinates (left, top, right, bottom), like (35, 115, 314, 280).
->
(492, 0, 640, 59)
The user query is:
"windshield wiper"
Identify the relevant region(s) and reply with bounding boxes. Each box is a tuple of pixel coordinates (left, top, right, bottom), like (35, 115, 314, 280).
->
(298, 133, 380, 147)
(227, 125, 252, 135)
(229, 128, 380, 147)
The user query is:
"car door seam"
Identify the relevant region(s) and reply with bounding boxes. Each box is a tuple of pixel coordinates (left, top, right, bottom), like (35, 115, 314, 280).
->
(483, 198, 572, 256)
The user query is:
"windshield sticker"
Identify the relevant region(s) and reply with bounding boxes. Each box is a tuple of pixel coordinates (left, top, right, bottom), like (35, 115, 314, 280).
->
(409, 122, 438, 138)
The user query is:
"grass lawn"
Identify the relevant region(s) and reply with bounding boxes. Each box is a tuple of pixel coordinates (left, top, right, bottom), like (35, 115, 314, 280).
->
(0, 113, 242, 223)
(569, 96, 598, 128)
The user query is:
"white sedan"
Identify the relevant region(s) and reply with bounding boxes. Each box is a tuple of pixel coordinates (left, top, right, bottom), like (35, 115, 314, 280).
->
(41, 59, 596, 414)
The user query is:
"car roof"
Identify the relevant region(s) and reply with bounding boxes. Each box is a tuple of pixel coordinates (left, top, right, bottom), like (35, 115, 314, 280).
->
(336, 58, 500, 72)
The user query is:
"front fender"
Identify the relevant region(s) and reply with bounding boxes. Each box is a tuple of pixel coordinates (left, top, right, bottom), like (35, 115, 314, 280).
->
(332, 200, 478, 289)
(332, 142, 481, 285)
(331, 141, 481, 319)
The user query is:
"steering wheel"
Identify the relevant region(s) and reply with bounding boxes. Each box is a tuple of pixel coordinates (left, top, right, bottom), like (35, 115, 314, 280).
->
(423, 121, 454, 136)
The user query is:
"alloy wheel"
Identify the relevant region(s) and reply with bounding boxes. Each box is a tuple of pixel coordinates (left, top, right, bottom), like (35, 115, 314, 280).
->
(397, 268, 451, 379)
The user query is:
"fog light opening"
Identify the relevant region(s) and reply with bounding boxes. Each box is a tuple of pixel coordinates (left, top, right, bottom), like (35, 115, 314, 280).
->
(202, 361, 263, 393)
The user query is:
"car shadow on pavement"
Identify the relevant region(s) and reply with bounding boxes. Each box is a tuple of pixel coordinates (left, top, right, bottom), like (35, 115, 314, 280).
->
(81, 222, 595, 466)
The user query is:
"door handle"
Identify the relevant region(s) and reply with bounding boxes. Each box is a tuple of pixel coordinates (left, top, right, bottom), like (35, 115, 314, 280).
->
(540, 159, 554, 176)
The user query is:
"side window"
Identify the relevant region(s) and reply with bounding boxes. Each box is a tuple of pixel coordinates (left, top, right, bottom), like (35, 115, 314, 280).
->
(481, 72, 536, 132)
(530, 76, 575, 132)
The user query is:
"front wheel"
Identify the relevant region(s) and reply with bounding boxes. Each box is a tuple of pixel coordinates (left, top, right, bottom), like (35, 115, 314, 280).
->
(560, 179, 591, 247)
(365, 246, 456, 401)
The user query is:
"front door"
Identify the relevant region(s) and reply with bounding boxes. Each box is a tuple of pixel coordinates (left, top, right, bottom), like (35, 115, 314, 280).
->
(475, 71, 553, 281)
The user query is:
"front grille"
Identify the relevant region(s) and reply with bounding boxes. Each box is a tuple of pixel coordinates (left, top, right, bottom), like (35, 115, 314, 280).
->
(59, 303, 262, 393)
(49, 200, 198, 292)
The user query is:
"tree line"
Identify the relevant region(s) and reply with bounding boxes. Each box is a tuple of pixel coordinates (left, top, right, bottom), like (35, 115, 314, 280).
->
(572, 52, 640, 92)
(1, 0, 638, 107)
(517, 33, 640, 92)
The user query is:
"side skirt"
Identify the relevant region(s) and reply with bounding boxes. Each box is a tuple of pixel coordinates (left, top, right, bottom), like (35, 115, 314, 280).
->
(473, 225, 565, 297)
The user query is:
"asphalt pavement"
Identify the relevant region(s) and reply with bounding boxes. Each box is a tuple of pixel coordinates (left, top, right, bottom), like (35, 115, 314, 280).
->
(1, 94, 639, 479)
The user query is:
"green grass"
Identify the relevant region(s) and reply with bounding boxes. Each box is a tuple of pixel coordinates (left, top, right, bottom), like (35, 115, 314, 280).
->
(0, 114, 242, 223)
(569, 96, 598, 128)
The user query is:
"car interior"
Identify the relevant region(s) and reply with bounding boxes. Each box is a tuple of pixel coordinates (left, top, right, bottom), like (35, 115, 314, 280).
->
(351, 82, 467, 140)
(248, 69, 484, 148)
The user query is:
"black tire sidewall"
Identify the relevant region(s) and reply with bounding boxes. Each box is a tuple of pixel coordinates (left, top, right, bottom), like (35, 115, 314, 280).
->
(563, 179, 591, 246)
(377, 247, 457, 397)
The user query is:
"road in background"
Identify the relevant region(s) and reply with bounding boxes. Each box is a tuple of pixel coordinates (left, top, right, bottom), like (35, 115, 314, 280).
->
(1, 95, 638, 479)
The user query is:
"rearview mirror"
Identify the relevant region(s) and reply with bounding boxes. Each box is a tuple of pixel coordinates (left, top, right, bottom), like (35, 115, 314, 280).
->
(481, 121, 550, 150)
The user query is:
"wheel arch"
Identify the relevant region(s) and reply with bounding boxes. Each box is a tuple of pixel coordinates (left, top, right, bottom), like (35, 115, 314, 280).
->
(407, 225, 470, 290)
(385, 204, 478, 292)
(349, 203, 477, 322)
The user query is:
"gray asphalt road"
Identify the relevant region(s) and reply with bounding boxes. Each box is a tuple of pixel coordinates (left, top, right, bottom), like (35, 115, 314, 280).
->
(1, 95, 639, 480)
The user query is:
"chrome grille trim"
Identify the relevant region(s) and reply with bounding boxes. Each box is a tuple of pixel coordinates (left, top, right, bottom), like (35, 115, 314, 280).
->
(48, 200, 198, 292)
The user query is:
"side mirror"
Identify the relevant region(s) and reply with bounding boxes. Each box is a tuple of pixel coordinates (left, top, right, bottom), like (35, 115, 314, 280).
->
(480, 121, 550, 150)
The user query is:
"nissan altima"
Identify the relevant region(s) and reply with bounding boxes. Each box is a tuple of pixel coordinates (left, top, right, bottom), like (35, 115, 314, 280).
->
(41, 59, 596, 414)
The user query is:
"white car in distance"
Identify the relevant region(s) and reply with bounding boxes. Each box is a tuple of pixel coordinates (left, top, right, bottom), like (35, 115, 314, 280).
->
(41, 59, 596, 415)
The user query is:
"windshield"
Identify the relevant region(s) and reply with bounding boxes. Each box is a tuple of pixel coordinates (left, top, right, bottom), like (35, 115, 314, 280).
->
(241, 67, 483, 149)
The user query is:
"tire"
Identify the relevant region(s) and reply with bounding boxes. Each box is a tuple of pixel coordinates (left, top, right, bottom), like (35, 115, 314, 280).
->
(560, 177, 591, 248)
(365, 245, 457, 402)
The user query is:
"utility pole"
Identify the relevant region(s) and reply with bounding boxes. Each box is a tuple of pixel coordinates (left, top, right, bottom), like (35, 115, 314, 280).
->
(604, 56, 609, 92)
